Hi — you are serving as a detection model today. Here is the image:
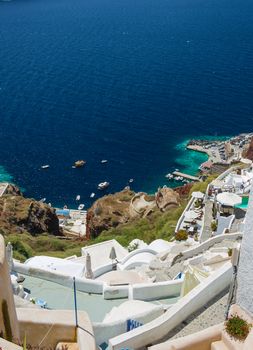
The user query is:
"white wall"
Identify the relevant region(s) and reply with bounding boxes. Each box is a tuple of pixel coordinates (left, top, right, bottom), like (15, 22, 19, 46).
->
(14, 262, 104, 294)
(132, 280, 182, 301)
(93, 307, 164, 346)
(14, 261, 184, 301)
(93, 263, 113, 278)
(103, 285, 129, 300)
(108, 262, 232, 350)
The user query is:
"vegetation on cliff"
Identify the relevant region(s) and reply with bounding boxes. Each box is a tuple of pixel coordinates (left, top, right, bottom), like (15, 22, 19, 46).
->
(88, 187, 180, 239)
(0, 174, 216, 261)
(0, 187, 73, 261)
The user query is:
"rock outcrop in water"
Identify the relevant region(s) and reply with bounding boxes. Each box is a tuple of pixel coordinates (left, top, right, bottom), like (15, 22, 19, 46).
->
(0, 186, 61, 237)
(87, 187, 180, 238)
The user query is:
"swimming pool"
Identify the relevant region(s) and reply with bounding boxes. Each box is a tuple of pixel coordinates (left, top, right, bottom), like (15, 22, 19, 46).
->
(235, 196, 249, 209)
(56, 209, 70, 216)
(23, 275, 178, 322)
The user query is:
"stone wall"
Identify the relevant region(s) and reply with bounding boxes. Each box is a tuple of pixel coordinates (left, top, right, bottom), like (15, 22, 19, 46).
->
(0, 235, 19, 342)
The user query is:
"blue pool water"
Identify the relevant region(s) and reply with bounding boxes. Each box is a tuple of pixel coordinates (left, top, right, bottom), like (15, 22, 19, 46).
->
(235, 197, 249, 210)
(0, 0, 253, 208)
(23, 275, 178, 322)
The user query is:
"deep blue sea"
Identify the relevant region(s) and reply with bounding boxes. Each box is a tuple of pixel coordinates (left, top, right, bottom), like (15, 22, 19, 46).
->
(0, 0, 253, 208)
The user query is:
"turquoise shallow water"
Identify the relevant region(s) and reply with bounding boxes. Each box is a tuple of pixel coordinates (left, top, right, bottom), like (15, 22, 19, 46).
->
(0, 166, 13, 183)
(174, 140, 208, 176)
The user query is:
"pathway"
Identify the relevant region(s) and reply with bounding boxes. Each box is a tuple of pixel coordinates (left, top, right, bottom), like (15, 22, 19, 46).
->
(200, 199, 213, 242)
(161, 289, 228, 342)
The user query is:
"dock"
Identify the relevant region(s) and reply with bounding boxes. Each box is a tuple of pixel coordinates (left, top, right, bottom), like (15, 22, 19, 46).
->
(172, 171, 200, 182)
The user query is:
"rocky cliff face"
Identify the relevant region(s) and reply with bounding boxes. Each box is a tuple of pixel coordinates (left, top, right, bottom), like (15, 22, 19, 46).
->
(0, 188, 61, 236)
(156, 187, 180, 211)
(87, 189, 134, 238)
(88, 187, 180, 238)
(244, 137, 253, 161)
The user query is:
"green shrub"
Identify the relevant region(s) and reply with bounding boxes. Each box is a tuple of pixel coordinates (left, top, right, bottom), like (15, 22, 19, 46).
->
(211, 220, 217, 232)
(175, 230, 188, 241)
(228, 248, 233, 257)
(194, 200, 202, 208)
(225, 314, 251, 341)
(8, 236, 33, 260)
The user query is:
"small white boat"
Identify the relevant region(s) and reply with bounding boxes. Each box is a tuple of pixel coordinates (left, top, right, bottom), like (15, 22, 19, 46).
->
(165, 173, 173, 179)
(76, 195, 81, 201)
(41, 165, 50, 169)
(98, 182, 110, 190)
(101, 160, 108, 164)
(129, 179, 134, 183)
(90, 193, 95, 198)
(39, 198, 46, 203)
(78, 204, 85, 210)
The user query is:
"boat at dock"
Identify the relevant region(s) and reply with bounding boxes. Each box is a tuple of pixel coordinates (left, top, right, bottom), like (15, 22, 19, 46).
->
(165, 173, 173, 180)
(129, 179, 134, 183)
(76, 195, 80, 201)
(173, 171, 200, 182)
(78, 204, 85, 210)
(98, 182, 110, 190)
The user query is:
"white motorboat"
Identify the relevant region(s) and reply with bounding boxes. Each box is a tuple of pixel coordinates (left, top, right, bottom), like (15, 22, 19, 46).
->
(41, 165, 50, 169)
(101, 160, 108, 164)
(90, 193, 95, 198)
(76, 195, 81, 201)
(39, 198, 46, 203)
(98, 182, 110, 190)
(129, 178, 134, 183)
(165, 173, 173, 179)
(78, 204, 85, 210)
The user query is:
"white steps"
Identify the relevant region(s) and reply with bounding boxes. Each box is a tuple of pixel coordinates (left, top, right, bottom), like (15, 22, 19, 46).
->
(211, 330, 245, 350)
(211, 341, 229, 350)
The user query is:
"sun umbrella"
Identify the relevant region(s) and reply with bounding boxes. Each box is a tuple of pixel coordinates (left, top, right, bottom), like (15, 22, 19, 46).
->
(6, 242, 14, 272)
(191, 191, 205, 199)
(216, 192, 242, 207)
(85, 253, 93, 279)
(109, 246, 117, 260)
(184, 210, 200, 220)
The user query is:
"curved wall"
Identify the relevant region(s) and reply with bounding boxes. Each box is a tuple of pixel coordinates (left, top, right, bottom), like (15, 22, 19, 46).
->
(108, 262, 232, 350)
